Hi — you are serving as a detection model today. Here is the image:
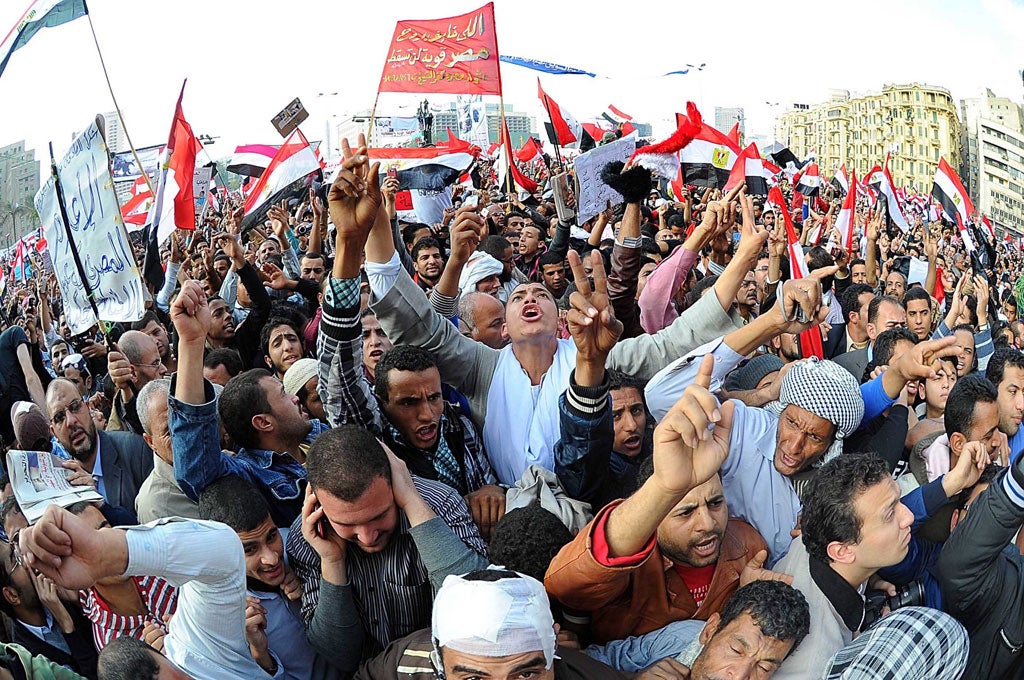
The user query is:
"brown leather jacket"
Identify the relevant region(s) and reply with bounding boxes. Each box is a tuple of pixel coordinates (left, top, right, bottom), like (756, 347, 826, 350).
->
(545, 500, 767, 643)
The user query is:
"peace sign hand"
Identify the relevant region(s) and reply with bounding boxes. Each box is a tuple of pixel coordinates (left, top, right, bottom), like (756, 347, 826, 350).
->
(566, 249, 622, 363)
(328, 134, 382, 245)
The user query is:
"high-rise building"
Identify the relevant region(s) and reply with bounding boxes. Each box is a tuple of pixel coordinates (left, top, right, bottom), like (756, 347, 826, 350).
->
(715, 107, 745, 141)
(0, 141, 41, 241)
(100, 111, 127, 154)
(774, 84, 961, 190)
(960, 89, 1024, 235)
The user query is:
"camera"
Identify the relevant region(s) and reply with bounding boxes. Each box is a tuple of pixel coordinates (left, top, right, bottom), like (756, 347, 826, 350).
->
(862, 580, 925, 629)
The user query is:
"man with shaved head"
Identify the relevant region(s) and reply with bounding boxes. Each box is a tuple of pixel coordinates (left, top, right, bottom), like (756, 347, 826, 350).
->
(45, 378, 152, 515)
(105, 330, 167, 434)
(458, 292, 509, 349)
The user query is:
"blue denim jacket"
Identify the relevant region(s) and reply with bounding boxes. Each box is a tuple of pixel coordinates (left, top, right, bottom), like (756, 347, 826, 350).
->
(169, 374, 329, 527)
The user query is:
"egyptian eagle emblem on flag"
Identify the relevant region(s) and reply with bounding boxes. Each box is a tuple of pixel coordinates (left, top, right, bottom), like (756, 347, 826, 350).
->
(712, 147, 731, 169)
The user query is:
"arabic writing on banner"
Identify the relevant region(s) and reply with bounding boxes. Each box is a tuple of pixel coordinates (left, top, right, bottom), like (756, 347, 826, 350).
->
(34, 122, 146, 335)
(574, 137, 637, 224)
(379, 3, 501, 95)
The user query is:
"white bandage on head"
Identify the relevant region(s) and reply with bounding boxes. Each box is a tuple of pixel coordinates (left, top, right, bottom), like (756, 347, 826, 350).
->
(432, 569, 556, 669)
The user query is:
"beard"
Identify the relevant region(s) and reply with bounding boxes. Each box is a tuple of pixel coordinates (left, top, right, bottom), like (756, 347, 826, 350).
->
(65, 424, 96, 462)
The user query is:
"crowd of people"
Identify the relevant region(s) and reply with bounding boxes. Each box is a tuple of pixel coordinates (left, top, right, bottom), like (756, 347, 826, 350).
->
(0, 127, 1023, 680)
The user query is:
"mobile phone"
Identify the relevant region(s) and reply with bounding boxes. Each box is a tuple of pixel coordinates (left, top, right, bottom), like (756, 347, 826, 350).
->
(314, 502, 328, 539)
(387, 165, 398, 180)
(464, 193, 480, 209)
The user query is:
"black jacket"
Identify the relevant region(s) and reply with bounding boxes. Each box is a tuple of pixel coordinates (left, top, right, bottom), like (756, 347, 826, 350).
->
(938, 464, 1024, 678)
(10, 608, 98, 679)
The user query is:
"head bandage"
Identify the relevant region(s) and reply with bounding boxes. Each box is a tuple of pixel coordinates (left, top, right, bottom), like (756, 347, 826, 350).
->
(432, 570, 556, 670)
(768, 357, 864, 465)
(458, 251, 504, 295)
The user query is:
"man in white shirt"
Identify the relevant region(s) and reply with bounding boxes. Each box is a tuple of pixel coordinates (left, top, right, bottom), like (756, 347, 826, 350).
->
(18, 505, 282, 680)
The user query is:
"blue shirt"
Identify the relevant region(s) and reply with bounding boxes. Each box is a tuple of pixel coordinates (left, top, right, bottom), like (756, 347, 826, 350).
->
(168, 375, 331, 527)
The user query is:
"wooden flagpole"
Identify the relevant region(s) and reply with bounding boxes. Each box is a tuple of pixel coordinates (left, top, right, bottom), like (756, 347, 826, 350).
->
(85, 13, 156, 198)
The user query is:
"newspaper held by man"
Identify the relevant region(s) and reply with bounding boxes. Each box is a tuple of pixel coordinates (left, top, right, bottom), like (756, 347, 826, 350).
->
(5, 450, 103, 524)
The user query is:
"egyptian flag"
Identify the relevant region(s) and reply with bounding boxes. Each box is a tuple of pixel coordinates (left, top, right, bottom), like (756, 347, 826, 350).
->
(151, 82, 202, 247)
(11, 240, 28, 282)
(982, 215, 995, 240)
(767, 146, 802, 179)
(726, 122, 741, 146)
(835, 169, 858, 253)
(876, 154, 912, 232)
(795, 163, 821, 196)
(724, 143, 771, 195)
(242, 129, 321, 229)
(628, 102, 703, 181)
(494, 121, 538, 195)
(831, 164, 849, 194)
(370, 147, 475, 192)
(226, 144, 279, 177)
(769, 185, 824, 359)
(582, 123, 609, 143)
(677, 111, 741, 189)
(537, 79, 594, 150)
(932, 157, 974, 230)
(516, 137, 542, 163)
(602, 104, 636, 135)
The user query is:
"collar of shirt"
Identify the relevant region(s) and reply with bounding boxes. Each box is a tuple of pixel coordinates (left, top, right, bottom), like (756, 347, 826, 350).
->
(92, 435, 104, 480)
(808, 553, 865, 633)
(846, 329, 868, 351)
(19, 609, 56, 641)
(239, 420, 331, 467)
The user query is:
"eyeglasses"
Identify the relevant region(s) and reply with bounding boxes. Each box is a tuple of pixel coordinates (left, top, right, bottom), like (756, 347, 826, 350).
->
(740, 280, 758, 288)
(2, 531, 24, 573)
(131, 358, 164, 370)
(51, 398, 86, 426)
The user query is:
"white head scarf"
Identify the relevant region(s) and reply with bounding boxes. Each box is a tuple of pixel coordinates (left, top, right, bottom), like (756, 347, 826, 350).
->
(458, 251, 504, 295)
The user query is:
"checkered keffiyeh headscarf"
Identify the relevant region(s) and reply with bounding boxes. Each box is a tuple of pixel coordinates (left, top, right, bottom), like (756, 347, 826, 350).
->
(772, 358, 864, 465)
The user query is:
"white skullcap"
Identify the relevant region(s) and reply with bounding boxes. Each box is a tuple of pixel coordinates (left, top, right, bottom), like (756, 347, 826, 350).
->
(432, 569, 556, 670)
(458, 251, 504, 295)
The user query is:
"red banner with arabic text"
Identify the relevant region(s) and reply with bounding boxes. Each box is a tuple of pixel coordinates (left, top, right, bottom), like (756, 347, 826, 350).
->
(378, 3, 501, 96)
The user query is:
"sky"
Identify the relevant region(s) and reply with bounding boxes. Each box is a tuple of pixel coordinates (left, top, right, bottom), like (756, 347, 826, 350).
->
(2, 0, 1024, 177)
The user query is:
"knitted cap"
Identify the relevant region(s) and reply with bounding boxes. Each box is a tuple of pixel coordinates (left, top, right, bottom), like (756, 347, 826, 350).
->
(283, 358, 318, 396)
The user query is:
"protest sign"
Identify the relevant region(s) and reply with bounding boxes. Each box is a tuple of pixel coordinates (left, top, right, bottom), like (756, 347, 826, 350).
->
(193, 166, 213, 205)
(110, 144, 163, 184)
(271, 97, 309, 138)
(573, 136, 636, 224)
(378, 3, 501, 95)
(35, 121, 146, 335)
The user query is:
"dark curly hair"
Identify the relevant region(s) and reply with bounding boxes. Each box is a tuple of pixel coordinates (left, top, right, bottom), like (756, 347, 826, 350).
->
(801, 451, 889, 563)
(488, 503, 572, 582)
(715, 580, 810, 657)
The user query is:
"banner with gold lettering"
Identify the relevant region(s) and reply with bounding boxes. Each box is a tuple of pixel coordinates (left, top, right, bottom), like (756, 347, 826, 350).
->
(378, 3, 501, 96)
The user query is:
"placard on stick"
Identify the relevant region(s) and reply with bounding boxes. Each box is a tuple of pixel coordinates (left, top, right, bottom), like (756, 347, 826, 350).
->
(573, 137, 636, 224)
(35, 122, 145, 335)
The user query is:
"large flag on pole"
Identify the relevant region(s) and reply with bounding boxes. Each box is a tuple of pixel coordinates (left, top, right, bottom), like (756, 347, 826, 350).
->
(835, 169, 858, 253)
(0, 0, 87, 81)
(494, 120, 537, 195)
(769, 185, 824, 359)
(931, 156, 974, 229)
(724, 143, 772, 195)
(378, 3, 501, 96)
(537, 78, 593, 150)
(151, 82, 202, 248)
(878, 154, 912, 232)
(242, 129, 320, 227)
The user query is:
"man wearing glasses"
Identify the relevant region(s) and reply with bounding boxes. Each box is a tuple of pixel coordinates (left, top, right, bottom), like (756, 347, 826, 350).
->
(45, 378, 152, 519)
(0, 529, 98, 677)
(104, 331, 168, 435)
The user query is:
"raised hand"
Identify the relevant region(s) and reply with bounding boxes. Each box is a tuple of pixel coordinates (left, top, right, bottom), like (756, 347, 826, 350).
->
(260, 262, 293, 290)
(170, 280, 212, 345)
(267, 199, 290, 242)
(566, 249, 622, 363)
(18, 505, 127, 591)
(652, 355, 734, 497)
(885, 336, 961, 398)
(448, 205, 487, 265)
(328, 134, 382, 243)
(735, 189, 768, 261)
(769, 265, 838, 334)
